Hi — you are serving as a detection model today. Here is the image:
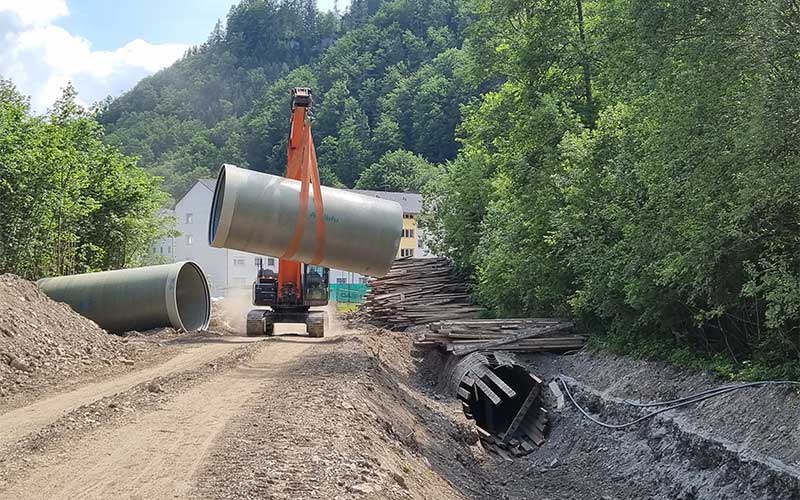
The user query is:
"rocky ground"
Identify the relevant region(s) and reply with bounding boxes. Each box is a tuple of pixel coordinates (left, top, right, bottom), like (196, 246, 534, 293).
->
(193, 331, 494, 500)
(194, 324, 800, 500)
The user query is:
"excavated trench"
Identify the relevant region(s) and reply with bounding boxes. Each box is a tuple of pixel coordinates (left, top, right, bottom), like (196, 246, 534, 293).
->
(418, 347, 800, 500)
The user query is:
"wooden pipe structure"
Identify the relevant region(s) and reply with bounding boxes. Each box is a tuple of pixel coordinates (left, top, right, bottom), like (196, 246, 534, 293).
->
(446, 352, 549, 458)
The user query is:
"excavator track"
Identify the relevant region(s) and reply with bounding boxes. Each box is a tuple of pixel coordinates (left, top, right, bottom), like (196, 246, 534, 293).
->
(307, 311, 326, 338)
(246, 309, 274, 337)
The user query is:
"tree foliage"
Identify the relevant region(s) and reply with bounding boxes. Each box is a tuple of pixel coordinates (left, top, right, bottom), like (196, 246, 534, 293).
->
(424, 0, 800, 374)
(355, 149, 441, 191)
(0, 81, 170, 279)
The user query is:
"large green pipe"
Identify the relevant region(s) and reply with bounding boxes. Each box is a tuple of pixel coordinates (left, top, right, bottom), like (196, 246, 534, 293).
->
(37, 261, 211, 333)
(208, 164, 403, 277)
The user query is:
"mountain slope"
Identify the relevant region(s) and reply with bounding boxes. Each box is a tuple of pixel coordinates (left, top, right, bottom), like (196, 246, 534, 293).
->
(99, 0, 475, 197)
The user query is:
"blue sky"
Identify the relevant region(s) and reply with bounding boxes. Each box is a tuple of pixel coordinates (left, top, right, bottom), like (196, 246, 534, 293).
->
(56, 0, 344, 51)
(0, 0, 346, 112)
(55, 0, 240, 50)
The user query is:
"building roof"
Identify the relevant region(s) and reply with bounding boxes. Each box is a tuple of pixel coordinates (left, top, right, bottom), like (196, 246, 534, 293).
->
(352, 189, 422, 214)
(199, 178, 217, 192)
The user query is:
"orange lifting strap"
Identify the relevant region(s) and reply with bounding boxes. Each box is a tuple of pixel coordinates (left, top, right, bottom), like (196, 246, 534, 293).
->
(281, 106, 327, 264)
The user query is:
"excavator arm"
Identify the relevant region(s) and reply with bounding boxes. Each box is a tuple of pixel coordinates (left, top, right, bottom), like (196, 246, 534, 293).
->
(277, 87, 326, 304)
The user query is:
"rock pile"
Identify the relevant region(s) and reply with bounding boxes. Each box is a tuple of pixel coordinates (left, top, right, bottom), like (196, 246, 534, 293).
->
(0, 274, 152, 401)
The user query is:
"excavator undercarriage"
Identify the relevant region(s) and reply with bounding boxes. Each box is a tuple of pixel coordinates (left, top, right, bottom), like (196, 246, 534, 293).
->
(246, 308, 326, 337)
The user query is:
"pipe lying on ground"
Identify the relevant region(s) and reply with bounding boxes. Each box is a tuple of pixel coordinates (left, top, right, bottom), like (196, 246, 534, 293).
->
(208, 164, 403, 277)
(446, 352, 548, 458)
(37, 261, 211, 333)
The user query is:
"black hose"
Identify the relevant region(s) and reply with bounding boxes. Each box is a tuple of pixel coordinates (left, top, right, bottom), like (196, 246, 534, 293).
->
(559, 377, 800, 430)
(623, 380, 800, 408)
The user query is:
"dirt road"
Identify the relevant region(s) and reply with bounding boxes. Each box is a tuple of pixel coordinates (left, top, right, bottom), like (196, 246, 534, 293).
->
(0, 309, 475, 500)
(0, 336, 263, 446)
(0, 327, 312, 500)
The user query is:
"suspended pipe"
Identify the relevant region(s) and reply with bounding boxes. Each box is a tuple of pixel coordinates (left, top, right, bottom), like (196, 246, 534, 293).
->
(37, 261, 211, 333)
(208, 164, 403, 277)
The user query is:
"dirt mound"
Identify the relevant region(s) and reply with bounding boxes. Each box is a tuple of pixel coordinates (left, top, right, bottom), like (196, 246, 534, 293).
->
(0, 274, 153, 403)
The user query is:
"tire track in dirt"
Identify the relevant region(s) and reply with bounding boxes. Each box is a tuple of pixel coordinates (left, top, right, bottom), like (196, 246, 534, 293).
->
(0, 330, 313, 500)
(0, 336, 263, 447)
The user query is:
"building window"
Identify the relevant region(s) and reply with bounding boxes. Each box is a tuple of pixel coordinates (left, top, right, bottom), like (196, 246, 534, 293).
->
(336, 277, 347, 284)
(186, 235, 193, 245)
(185, 213, 193, 224)
(254, 257, 262, 267)
(400, 248, 414, 258)
(267, 257, 275, 266)
(403, 213, 414, 219)
(359, 277, 368, 284)
(233, 258, 245, 266)
(402, 228, 415, 238)
(167, 246, 172, 254)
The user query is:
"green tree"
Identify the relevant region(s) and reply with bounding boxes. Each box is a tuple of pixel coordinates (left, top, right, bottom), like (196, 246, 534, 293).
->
(0, 81, 170, 279)
(355, 149, 440, 191)
(424, 0, 800, 376)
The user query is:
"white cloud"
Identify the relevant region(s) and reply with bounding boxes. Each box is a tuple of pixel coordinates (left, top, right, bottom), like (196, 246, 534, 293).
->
(0, 1, 188, 112)
(0, 0, 68, 26)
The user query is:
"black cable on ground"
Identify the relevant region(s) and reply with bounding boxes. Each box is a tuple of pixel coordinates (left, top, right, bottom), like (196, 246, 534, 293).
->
(558, 377, 800, 430)
(623, 380, 800, 408)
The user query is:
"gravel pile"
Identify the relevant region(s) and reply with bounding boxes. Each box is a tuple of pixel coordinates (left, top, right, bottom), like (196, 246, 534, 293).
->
(0, 274, 153, 401)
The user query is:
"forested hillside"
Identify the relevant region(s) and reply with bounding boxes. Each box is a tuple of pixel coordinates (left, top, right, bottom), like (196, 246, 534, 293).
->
(99, 0, 472, 196)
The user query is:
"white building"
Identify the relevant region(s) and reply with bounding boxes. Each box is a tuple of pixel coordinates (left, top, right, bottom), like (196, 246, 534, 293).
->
(161, 179, 278, 297)
(151, 179, 436, 299)
(150, 208, 176, 262)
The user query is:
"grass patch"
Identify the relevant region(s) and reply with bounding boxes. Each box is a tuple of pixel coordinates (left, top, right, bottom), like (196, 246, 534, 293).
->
(336, 302, 360, 313)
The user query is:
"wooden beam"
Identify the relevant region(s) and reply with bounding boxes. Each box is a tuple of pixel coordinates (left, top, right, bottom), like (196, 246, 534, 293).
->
(501, 385, 541, 443)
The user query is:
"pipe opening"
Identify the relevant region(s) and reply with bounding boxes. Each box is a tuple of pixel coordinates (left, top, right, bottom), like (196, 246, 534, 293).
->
(175, 262, 211, 331)
(448, 352, 548, 458)
(209, 165, 227, 245)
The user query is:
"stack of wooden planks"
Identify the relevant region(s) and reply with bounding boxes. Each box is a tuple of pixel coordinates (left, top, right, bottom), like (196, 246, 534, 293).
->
(415, 318, 585, 355)
(359, 258, 482, 330)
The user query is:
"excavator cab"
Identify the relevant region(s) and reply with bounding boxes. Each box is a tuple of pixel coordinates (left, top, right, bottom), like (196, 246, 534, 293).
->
(303, 265, 329, 305)
(248, 260, 328, 337)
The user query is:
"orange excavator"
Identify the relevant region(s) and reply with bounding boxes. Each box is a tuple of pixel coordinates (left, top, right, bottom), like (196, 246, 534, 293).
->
(246, 88, 329, 337)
